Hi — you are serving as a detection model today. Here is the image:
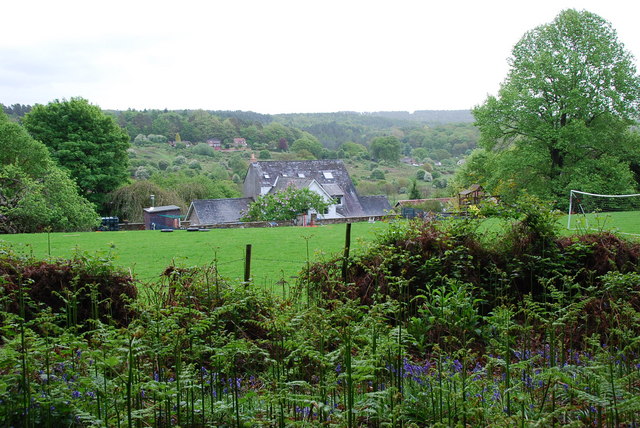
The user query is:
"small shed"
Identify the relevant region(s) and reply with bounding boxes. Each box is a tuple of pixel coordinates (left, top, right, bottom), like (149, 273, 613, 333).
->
(458, 185, 485, 207)
(143, 205, 182, 230)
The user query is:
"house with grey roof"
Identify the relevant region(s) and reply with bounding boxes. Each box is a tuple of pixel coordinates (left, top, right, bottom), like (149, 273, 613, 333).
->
(186, 160, 391, 226)
(244, 160, 390, 219)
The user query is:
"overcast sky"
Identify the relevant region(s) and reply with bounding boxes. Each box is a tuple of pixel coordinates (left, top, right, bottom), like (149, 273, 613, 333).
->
(2, 0, 640, 114)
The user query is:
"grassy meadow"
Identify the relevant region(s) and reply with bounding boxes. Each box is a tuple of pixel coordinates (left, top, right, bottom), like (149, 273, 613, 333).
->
(2, 209, 639, 286)
(0, 222, 386, 285)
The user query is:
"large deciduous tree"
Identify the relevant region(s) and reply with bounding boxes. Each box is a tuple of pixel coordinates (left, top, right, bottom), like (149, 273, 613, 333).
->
(369, 136, 402, 163)
(23, 98, 131, 207)
(462, 9, 640, 203)
(0, 111, 98, 233)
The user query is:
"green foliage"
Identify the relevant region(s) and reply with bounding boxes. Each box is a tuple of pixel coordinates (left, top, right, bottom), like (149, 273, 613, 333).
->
(242, 186, 330, 221)
(23, 98, 131, 207)
(227, 154, 248, 176)
(134, 166, 151, 180)
(408, 180, 422, 199)
(369, 135, 402, 163)
(173, 155, 187, 165)
(190, 142, 217, 157)
(0, 112, 98, 233)
(157, 159, 170, 170)
(106, 180, 182, 222)
(290, 134, 324, 159)
(370, 169, 385, 180)
(340, 141, 369, 159)
(106, 172, 241, 222)
(258, 150, 271, 160)
(466, 10, 640, 204)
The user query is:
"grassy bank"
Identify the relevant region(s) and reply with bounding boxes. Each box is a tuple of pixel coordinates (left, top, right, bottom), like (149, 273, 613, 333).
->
(0, 222, 385, 285)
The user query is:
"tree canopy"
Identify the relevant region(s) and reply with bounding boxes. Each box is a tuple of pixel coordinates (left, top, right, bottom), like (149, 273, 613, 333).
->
(460, 9, 640, 203)
(0, 111, 98, 233)
(23, 98, 131, 207)
(369, 136, 402, 163)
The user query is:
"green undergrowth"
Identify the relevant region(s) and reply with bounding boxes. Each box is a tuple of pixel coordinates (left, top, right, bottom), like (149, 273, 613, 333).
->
(1, 198, 640, 426)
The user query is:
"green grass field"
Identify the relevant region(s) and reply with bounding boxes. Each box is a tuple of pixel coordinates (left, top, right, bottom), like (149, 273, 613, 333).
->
(566, 210, 640, 236)
(2, 211, 638, 288)
(0, 223, 386, 286)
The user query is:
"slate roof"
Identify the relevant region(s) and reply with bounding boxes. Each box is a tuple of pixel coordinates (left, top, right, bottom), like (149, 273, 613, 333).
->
(321, 183, 344, 196)
(246, 160, 368, 217)
(186, 198, 253, 225)
(359, 195, 392, 216)
(270, 177, 314, 193)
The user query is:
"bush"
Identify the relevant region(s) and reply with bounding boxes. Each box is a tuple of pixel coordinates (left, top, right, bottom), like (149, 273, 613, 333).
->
(157, 159, 170, 170)
(191, 143, 216, 157)
(1, 247, 137, 327)
(134, 166, 151, 180)
(370, 169, 385, 180)
(258, 150, 271, 159)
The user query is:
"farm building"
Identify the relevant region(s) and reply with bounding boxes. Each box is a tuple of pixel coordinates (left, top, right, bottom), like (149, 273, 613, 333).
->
(143, 205, 181, 230)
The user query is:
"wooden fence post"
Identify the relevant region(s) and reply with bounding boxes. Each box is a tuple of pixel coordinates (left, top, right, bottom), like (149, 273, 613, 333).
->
(342, 223, 351, 283)
(244, 244, 252, 284)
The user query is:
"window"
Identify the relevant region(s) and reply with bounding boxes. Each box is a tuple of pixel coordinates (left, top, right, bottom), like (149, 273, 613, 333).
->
(335, 196, 343, 205)
(298, 173, 305, 178)
(264, 174, 270, 179)
(322, 171, 334, 179)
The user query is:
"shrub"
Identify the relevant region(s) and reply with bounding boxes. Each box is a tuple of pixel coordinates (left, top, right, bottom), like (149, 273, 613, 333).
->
(1, 247, 137, 327)
(191, 143, 216, 157)
(370, 169, 385, 180)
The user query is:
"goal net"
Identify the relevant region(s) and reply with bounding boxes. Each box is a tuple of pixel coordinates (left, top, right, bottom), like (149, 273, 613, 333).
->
(567, 190, 640, 233)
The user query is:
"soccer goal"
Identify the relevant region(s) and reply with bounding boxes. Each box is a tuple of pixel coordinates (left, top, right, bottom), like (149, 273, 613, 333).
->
(567, 190, 640, 233)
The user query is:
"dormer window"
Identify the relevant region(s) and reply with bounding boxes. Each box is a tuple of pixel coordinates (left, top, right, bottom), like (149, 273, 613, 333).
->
(322, 171, 334, 179)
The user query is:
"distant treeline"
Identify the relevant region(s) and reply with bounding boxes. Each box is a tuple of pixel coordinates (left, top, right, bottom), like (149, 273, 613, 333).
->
(2, 103, 477, 159)
(1, 103, 31, 118)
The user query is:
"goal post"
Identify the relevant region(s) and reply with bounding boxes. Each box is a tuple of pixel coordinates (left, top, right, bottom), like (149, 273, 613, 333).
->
(568, 189, 640, 230)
